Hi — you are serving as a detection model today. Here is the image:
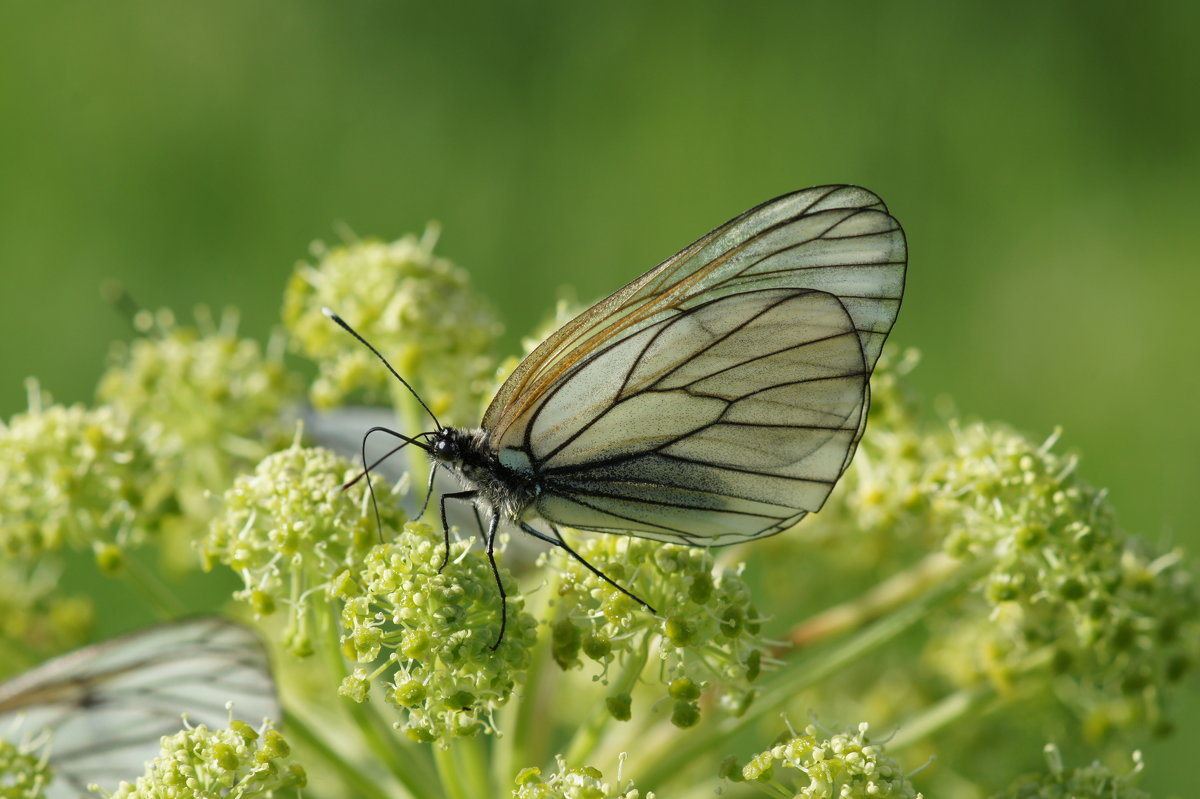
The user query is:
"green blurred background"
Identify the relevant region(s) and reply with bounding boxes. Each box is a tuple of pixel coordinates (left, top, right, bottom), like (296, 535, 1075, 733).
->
(2, 2, 1196, 794)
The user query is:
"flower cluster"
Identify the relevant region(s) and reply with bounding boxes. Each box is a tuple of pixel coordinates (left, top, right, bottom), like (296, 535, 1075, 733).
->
(733, 722, 922, 799)
(513, 756, 654, 799)
(200, 444, 394, 655)
(797, 348, 1198, 741)
(0, 733, 52, 799)
(335, 522, 536, 743)
(283, 232, 501, 425)
(991, 744, 1147, 799)
(924, 422, 1198, 735)
(102, 721, 305, 799)
(98, 306, 298, 506)
(545, 535, 765, 727)
(0, 392, 160, 563)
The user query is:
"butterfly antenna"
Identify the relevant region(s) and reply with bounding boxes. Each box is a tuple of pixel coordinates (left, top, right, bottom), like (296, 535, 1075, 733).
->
(345, 426, 435, 542)
(322, 307, 443, 430)
(360, 428, 385, 543)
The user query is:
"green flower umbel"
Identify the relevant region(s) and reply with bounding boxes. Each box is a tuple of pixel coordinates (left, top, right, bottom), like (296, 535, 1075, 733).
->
(513, 756, 654, 799)
(101, 720, 305, 799)
(283, 231, 501, 425)
(0, 387, 161, 562)
(201, 443, 397, 655)
(923, 423, 1199, 737)
(991, 744, 1147, 799)
(737, 722, 922, 799)
(334, 522, 536, 744)
(98, 306, 299, 504)
(546, 535, 765, 727)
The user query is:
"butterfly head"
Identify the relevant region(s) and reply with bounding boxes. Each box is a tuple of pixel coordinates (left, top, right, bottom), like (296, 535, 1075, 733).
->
(428, 427, 493, 469)
(429, 428, 465, 463)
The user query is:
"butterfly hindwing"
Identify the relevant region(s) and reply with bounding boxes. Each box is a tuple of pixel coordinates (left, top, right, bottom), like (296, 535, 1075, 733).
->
(0, 618, 277, 798)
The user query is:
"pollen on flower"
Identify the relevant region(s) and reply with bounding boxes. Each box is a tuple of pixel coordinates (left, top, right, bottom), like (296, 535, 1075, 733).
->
(335, 521, 536, 743)
(283, 231, 501, 424)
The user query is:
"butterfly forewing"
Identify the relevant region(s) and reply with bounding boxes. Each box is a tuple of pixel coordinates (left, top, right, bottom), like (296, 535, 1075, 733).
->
(484, 185, 904, 445)
(0, 618, 277, 799)
(486, 186, 905, 546)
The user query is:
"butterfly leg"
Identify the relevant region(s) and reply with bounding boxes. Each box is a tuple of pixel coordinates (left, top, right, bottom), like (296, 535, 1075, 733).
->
(484, 510, 507, 650)
(470, 503, 488, 544)
(518, 522, 658, 615)
(438, 490, 477, 572)
(414, 463, 439, 522)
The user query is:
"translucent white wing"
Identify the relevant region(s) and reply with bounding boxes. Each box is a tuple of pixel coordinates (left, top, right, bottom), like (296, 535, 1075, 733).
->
(488, 187, 905, 545)
(485, 186, 905, 445)
(0, 618, 277, 798)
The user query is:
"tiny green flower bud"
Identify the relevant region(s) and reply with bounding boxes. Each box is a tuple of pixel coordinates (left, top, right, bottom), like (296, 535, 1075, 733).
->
(606, 693, 632, 722)
(668, 677, 701, 701)
(670, 701, 700, 728)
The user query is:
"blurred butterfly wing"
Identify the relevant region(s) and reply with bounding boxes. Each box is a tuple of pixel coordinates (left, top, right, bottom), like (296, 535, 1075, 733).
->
(483, 185, 905, 444)
(487, 186, 905, 544)
(0, 618, 277, 798)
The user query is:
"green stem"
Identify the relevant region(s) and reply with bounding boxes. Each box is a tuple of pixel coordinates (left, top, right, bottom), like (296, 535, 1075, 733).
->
(785, 552, 960, 649)
(433, 745, 471, 799)
(496, 571, 558, 785)
(885, 683, 999, 752)
(563, 635, 651, 765)
(394, 387, 431, 488)
(285, 711, 400, 799)
(452, 735, 493, 797)
(886, 646, 1054, 751)
(120, 551, 186, 617)
(316, 606, 439, 799)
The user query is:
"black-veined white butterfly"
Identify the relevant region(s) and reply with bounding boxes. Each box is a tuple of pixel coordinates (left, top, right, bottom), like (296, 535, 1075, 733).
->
(0, 618, 278, 798)
(328, 185, 906, 645)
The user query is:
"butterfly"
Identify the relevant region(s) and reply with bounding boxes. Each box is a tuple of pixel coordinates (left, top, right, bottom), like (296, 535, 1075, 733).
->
(328, 185, 906, 645)
(0, 618, 278, 798)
